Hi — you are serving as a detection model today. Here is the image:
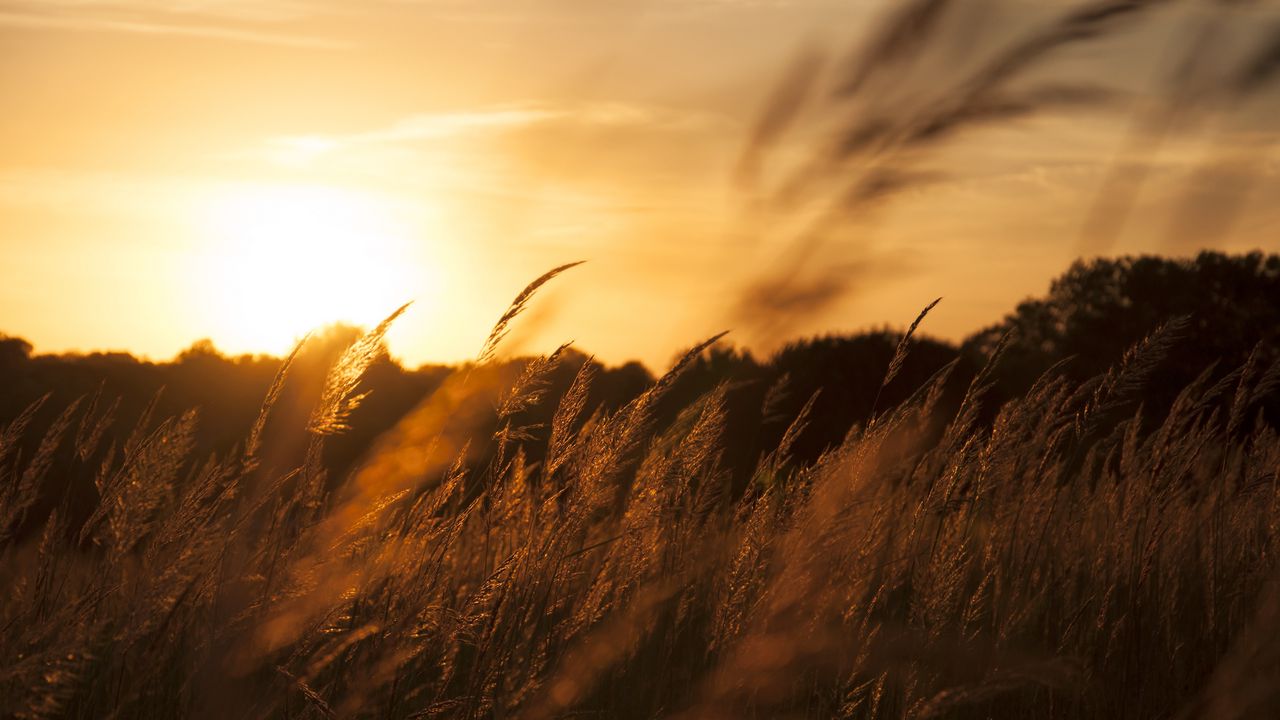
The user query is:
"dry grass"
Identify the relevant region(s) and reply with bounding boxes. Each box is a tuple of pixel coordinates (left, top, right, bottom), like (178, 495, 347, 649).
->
(1, 278, 1277, 719)
(5, 3, 1280, 717)
(733, 0, 1280, 344)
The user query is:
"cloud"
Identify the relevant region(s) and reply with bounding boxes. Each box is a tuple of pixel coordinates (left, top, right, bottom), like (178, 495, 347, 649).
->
(3, 0, 326, 22)
(345, 107, 565, 143)
(0, 0, 851, 50)
(264, 102, 717, 164)
(0, 1, 346, 48)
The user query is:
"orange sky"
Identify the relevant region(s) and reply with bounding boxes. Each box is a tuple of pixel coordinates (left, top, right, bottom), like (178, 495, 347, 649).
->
(2, 0, 1277, 369)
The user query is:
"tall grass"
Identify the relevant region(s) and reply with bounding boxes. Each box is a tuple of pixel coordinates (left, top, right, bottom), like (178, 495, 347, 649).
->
(1, 280, 1277, 719)
(6, 2, 1280, 716)
(733, 0, 1280, 344)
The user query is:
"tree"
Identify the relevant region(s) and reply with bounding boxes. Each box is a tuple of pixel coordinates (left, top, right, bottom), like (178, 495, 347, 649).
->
(965, 251, 1280, 418)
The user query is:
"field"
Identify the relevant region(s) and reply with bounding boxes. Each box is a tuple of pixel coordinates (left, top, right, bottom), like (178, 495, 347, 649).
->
(2, 269, 1280, 718)
(5, 0, 1280, 717)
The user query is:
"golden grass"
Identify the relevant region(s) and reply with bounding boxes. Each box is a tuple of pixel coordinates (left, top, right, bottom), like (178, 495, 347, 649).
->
(6, 2, 1280, 716)
(1, 277, 1277, 719)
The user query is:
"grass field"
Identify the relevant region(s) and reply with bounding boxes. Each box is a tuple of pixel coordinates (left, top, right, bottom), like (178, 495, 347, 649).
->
(5, 1, 1280, 717)
(2, 291, 1279, 719)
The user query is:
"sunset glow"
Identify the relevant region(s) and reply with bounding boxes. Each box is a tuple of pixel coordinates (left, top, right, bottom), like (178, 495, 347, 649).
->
(4, 3, 1280, 718)
(0, 0, 1276, 366)
(195, 184, 425, 355)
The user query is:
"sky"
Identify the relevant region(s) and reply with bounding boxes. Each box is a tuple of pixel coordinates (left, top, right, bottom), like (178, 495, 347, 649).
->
(2, 0, 1278, 370)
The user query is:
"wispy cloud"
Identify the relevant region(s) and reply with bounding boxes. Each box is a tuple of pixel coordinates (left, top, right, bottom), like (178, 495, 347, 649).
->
(2, 0, 326, 22)
(344, 107, 565, 143)
(264, 102, 716, 164)
(0, 1, 346, 48)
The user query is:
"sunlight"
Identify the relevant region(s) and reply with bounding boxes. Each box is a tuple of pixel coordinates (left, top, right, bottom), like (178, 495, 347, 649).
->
(195, 183, 424, 355)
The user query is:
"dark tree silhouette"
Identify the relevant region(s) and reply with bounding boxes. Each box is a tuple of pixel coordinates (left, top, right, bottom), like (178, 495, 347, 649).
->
(964, 250, 1280, 424)
(3, 251, 1277, 539)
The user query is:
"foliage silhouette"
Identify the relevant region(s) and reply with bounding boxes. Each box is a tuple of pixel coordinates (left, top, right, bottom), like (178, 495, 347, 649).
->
(966, 251, 1280, 426)
(2, 252, 1278, 717)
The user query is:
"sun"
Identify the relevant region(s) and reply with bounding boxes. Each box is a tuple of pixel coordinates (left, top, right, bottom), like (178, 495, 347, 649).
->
(194, 183, 424, 355)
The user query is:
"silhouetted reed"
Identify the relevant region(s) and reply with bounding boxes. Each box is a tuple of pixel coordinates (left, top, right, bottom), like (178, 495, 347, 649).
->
(735, 0, 1280, 346)
(1, 256, 1277, 717)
